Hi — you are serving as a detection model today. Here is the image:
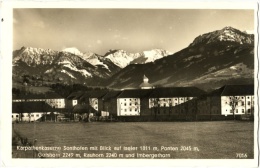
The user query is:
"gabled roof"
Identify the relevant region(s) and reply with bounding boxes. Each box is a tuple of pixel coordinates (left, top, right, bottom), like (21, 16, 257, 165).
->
(79, 90, 109, 101)
(205, 84, 254, 97)
(12, 102, 54, 113)
(67, 91, 85, 100)
(88, 90, 108, 98)
(149, 87, 205, 98)
(102, 91, 122, 100)
(118, 89, 153, 98)
(221, 85, 254, 96)
(13, 92, 64, 100)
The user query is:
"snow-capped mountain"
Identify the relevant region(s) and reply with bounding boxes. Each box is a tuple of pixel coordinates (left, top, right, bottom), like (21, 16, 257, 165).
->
(106, 27, 254, 91)
(190, 26, 254, 47)
(62, 47, 83, 56)
(12, 47, 172, 86)
(12, 47, 120, 85)
(130, 49, 173, 64)
(104, 49, 172, 68)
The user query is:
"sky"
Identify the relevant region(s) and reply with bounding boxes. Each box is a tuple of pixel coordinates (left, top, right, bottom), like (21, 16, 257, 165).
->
(13, 9, 254, 55)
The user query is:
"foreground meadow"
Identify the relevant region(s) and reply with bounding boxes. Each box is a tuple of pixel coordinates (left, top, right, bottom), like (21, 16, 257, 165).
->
(12, 121, 254, 159)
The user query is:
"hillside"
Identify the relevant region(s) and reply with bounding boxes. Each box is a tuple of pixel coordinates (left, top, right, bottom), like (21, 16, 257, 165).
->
(106, 27, 254, 91)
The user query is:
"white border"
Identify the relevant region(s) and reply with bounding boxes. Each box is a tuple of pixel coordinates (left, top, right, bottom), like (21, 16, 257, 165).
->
(1, 0, 259, 167)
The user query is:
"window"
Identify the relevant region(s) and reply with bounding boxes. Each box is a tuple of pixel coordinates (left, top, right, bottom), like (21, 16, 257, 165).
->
(36, 114, 39, 117)
(16, 115, 18, 117)
(135, 108, 137, 111)
(175, 98, 177, 101)
(242, 109, 245, 113)
(175, 103, 178, 106)
(130, 103, 132, 106)
(242, 97, 244, 99)
(230, 110, 233, 113)
(248, 109, 251, 113)
(247, 97, 250, 99)
(31, 114, 34, 117)
(12, 115, 13, 118)
(125, 109, 127, 112)
(236, 109, 238, 113)
(248, 101, 251, 105)
(169, 99, 172, 101)
(22, 114, 24, 117)
(124, 103, 126, 106)
(124, 99, 126, 101)
(241, 101, 244, 106)
(164, 103, 166, 107)
(130, 99, 131, 101)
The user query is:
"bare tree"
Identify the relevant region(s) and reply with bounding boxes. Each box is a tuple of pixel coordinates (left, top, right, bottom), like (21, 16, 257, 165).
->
(229, 96, 242, 120)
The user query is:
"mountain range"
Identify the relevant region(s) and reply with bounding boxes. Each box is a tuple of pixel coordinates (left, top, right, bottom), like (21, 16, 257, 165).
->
(12, 26, 254, 91)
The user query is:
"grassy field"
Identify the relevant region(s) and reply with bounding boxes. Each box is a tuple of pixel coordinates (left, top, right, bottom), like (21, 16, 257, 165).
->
(12, 121, 254, 159)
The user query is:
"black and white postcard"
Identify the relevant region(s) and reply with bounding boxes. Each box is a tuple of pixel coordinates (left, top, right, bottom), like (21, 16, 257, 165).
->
(0, 0, 259, 167)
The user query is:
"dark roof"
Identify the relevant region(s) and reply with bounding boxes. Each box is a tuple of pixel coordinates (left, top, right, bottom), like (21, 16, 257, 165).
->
(67, 91, 85, 100)
(149, 87, 205, 98)
(221, 85, 254, 96)
(79, 90, 108, 100)
(204, 84, 254, 97)
(118, 89, 153, 98)
(102, 91, 122, 100)
(13, 92, 64, 100)
(88, 90, 108, 98)
(12, 102, 54, 113)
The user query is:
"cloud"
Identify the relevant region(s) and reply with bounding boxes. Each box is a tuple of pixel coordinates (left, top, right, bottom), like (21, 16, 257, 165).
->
(96, 40, 102, 44)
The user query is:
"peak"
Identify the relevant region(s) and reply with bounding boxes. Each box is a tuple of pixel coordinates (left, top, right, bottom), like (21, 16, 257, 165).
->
(222, 26, 236, 30)
(190, 27, 254, 47)
(62, 47, 83, 56)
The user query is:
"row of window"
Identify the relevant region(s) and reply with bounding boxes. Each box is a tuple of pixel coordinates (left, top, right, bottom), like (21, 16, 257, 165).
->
(121, 108, 139, 112)
(225, 101, 251, 106)
(122, 103, 139, 106)
(151, 98, 190, 102)
(226, 109, 251, 113)
(230, 96, 253, 99)
(123, 99, 138, 101)
(12, 114, 42, 118)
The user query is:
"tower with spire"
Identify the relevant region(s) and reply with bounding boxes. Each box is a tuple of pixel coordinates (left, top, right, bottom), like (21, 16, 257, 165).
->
(139, 74, 153, 89)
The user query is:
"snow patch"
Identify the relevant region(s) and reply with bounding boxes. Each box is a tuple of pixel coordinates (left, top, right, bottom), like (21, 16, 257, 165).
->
(62, 47, 83, 56)
(184, 54, 202, 62)
(59, 60, 92, 77)
(61, 70, 76, 79)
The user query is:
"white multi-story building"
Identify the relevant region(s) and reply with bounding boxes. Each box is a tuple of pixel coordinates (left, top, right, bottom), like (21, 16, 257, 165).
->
(219, 85, 254, 116)
(117, 89, 152, 116)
